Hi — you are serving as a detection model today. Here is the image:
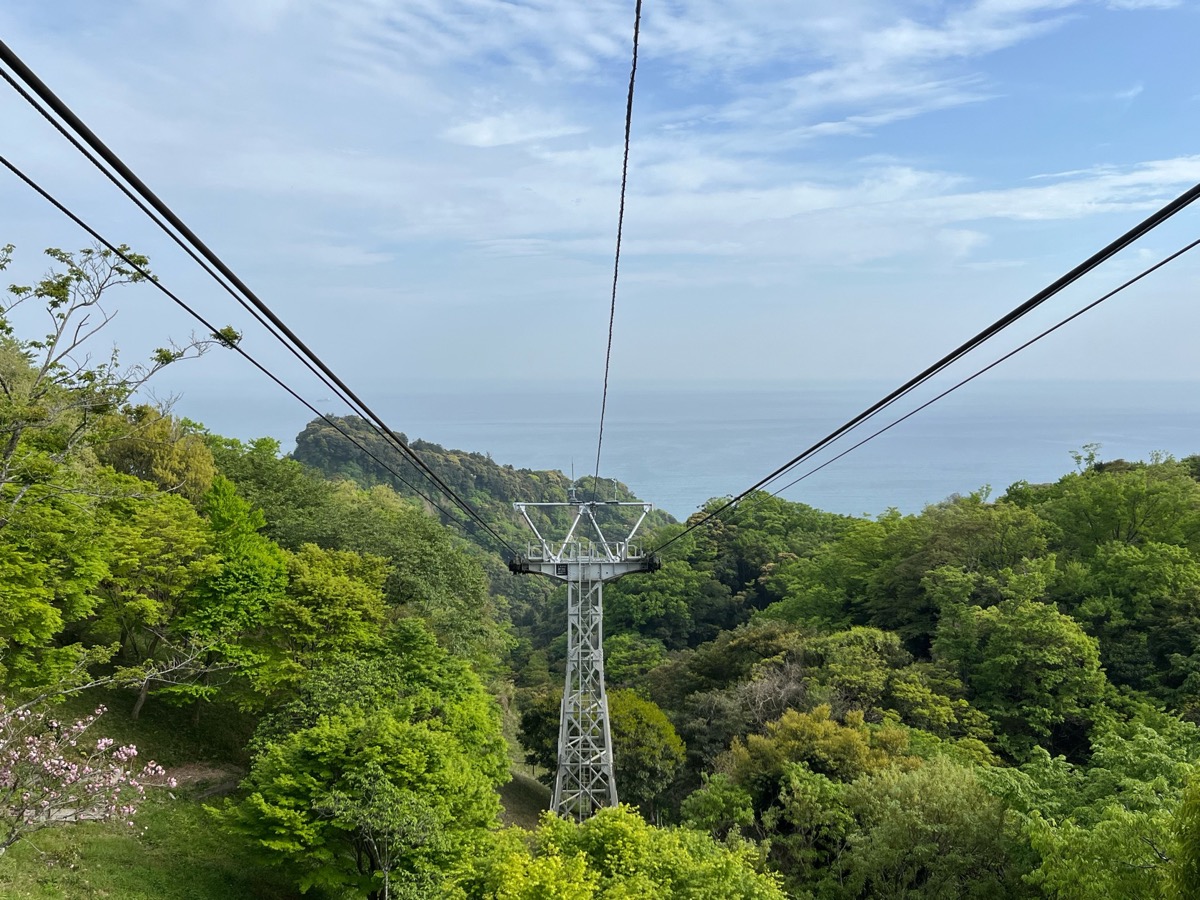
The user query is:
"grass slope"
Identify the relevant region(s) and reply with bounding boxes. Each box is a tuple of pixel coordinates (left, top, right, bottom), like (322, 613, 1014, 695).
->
(0, 799, 305, 900)
(0, 689, 306, 900)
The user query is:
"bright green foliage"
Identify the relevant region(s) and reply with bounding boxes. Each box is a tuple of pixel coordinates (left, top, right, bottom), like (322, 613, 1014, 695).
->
(607, 689, 686, 815)
(449, 828, 599, 900)
(720, 705, 913, 804)
(1, 245, 222, 530)
(211, 436, 512, 677)
(91, 491, 220, 666)
(191, 477, 289, 644)
(454, 806, 785, 899)
(224, 620, 507, 899)
(680, 773, 755, 841)
(325, 482, 512, 677)
(713, 706, 917, 896)
(1027, 806, 1173, 900)
(1169, 774, 1200, 898)
(840, 757, 1029, 899)
(163, 476, 289, 709)
(258, 543, 388, 689)
(759, 493, 1051, 654)
(984, 714, 1200, 899)
(254, 618, 509, 785)
(207, 436, 345, 549)
(858, 496, 1051, 651)
(760, 516, 893, 630)
(1036, 455, 1200, 556)
(933, 595, 1105, 758)
(1070, 541, 1200, 701)
(99, 405, 217, 503)
(0, 485, 109, 687)
(219, 709, 501, 898)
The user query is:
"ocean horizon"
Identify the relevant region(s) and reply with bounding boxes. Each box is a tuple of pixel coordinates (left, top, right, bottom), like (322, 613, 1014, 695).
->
(188, 377, 1200, 521)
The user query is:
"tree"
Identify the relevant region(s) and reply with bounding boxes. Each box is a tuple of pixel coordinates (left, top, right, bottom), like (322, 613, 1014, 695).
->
(452, 806, 786, 900)
(224, 620, 507, 899)
(933, 593, 1106, 759)
(720, 705, 908, 804)
(327, 483, 512, 678)
(162, 475, 289, 716)
(680, 773, 754, 842)
(519, 688, 685, 817)
(1, 243, 219, 528)
(220, 709, 501, 899)
(88, 490, 221, 718)
(1169, 774, 1200, 898)
(256, 543, 389, 690)
(252, 618, 509, 786)
(602, 632, 667, 688)
(983, 711, 1200, 899)
(606, 559, 730, 649)
(0, 477, 109, 688)
(1038, 454, 1200, 556)
(99, 404, 217, 502)
(608, 689, 686, 817)
(0, 244, 231, 692)
(759, 761, 855, 895)
(0, 701, 175, 857)
(1068, 540, 1200, 702)
(210, 435, 513, 678)
(840, 757, 1029, 899)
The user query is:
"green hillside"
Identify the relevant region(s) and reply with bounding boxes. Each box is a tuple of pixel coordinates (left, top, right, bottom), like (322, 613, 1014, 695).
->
(291, 414, 676, 557)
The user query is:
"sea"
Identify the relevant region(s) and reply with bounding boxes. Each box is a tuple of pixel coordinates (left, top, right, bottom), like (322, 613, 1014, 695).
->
(303, 378, 1200, 521)
(177, 377, 1200, 521)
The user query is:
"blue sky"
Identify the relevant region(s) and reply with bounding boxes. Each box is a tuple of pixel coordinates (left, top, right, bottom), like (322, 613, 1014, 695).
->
(1, 0, 1199, 453)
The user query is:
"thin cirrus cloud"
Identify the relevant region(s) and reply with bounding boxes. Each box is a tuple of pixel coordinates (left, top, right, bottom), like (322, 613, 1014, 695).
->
(443, 112, 590, 148)
(0, 0, 1194, 393)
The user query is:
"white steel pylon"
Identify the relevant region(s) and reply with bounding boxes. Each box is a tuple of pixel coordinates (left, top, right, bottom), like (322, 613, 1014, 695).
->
(509, 492, 659, 820)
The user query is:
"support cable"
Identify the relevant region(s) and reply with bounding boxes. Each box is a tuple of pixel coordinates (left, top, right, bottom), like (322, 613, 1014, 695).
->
(0, 152, 468, 528)
(651, 183, 1200, 554)
(0, 39, 517, 554)
(590, 0, 643, 502)
(0, 65, 360, 431)
(752, 234, 1200, 507)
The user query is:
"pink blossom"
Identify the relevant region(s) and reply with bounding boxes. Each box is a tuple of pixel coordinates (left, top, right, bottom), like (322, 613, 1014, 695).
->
(0, 703, 171, 854)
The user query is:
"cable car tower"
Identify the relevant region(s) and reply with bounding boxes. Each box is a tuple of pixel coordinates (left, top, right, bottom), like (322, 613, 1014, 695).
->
(509, 489, 659, 819)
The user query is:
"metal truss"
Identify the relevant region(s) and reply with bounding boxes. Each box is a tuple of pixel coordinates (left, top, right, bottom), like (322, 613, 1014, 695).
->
(509, 494, 659, 819)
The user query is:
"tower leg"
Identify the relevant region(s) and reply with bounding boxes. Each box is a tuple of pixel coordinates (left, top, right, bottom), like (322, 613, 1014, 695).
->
(552, 576, 617, 819)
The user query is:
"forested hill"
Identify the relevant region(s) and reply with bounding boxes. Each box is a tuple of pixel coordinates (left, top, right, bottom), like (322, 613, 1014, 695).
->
(291, 414, 676, 553)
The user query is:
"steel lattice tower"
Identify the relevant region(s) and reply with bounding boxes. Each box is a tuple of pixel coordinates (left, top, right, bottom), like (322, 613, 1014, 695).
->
(509, 494, 659, 819)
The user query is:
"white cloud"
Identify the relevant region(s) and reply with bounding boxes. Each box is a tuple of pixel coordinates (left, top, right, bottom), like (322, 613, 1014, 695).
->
(1, 0, 1194, 391)
(443, 112, 588, 148)
(1106, 0, 1181, 9)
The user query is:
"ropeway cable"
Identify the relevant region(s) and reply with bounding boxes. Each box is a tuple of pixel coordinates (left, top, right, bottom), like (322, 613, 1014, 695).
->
(0, 151, 505, 547)
(0, 38, 517, 553)
(650, 183, 1200, 554)
(749, 234, 1200, 510)
(590, 0, 643, 503)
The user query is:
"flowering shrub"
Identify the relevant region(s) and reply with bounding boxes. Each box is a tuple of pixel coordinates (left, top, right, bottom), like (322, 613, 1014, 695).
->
(0, 703, 176, 855)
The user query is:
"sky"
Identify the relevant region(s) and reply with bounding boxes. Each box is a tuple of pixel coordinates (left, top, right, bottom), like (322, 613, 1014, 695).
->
(1, 0, 1199, 473)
